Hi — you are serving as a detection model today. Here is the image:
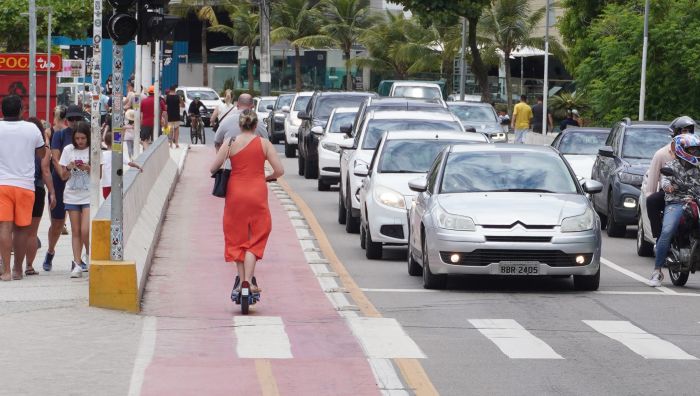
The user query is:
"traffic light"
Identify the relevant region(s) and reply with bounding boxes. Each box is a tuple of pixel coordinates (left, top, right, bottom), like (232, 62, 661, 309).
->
(107, 0, 138, 45)
(137, 0, 181, 45)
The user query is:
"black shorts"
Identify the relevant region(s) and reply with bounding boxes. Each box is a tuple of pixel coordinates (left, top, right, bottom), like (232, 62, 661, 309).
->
(50, 173, 66, 220)
(32, 186, 46, 218)
(141, 126, 154, 142)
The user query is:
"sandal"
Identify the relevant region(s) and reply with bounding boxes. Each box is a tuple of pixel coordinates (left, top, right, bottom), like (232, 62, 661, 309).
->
(25, 267, 39, 276)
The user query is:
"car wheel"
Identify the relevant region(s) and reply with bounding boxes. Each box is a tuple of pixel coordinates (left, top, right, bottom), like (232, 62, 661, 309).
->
(298, 153, 305, 176)
(597, 210, 608, 230)
(573, 265, 600, 291)
(636, 215, 654, 257)
(345, 183, 360, 233)
(407, 246, 421, 276)
(338, 191, 347, 225)
(304, 156, 316, 179)
(360, 225, 366, 249)
(606, 195, 626, 237)
(365, 226, 382, 259)
(318, 178, 330, 191)
(284, 142, 296, 158)
(422, 235, 446, 289)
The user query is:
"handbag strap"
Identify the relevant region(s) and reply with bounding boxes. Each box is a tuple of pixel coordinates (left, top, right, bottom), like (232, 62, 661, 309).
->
(224, 137, 234, 169)
(218, 106, 236, 124)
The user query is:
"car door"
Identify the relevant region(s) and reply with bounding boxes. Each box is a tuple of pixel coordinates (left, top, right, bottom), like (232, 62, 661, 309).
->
(340, 112, 366, 201)
(411, 152, 442, 261)
(592, 125, 618, 211)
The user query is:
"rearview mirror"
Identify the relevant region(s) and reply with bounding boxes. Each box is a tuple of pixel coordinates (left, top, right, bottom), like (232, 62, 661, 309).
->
(311, 126, 324, 135)
(339, 138, 354, 150)
(598, 146, 614, 157)
(408, 177, 428, 193)
(582, 179, 603, 194)
(281, 106, 290, 113)
(660, 167, 675, 177)
(353, 164, 369, 177)
(340, 125, 353, 137)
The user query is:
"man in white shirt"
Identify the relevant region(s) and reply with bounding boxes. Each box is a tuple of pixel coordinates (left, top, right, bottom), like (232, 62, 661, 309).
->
(0, 95, 47, 281)
(213, 93, 268, 150)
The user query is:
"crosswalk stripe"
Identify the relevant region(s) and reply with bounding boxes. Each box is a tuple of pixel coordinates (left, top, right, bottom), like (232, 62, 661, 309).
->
(234, 316, 293, 359)
(347, 317, 426, 359)
(469, 319, 563, 359)
(584, 320, 697, 360)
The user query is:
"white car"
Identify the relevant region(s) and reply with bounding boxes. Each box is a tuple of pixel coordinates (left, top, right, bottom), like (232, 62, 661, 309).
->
(255, 96, 277, 128)
(389, 82, 443, 100)
(550, 127, 610, 180)
(175, 86, 221, 127)
(316, 107, 359, 191)
(284, 91, 313, 158)
(358, 131, 489, 259)
(338, 110, 465, 233)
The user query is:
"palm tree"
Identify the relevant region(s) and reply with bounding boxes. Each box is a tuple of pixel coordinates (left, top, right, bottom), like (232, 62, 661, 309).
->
(171, 0, 227, 87)
(270, 0, 323, 92)
(356, 12, 416, 80)
(209, 3, 260, 92)
(479, 0, 549, 113)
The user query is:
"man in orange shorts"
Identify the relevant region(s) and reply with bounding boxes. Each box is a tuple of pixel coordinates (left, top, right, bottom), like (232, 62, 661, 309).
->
(0, 95, 47, 280)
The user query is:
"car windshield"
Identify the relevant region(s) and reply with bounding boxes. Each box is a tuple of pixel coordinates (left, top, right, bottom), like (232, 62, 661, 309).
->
(293, 96, 311, 111)
(621, 128, 670, 159)
(328, 112, 357, 133)
(276, 95, 293, 109)
(363, 119, 462, 149)
(379, 140, 474, 173)
(557, 131, 609, 155)
(448, 105, 498, 123)
(186, 90, 218, 100)
(393, 86, 442, 100)
(257, 99, 276, 112)
(317, 96, 368, 118)
(440, 151, 577, 194)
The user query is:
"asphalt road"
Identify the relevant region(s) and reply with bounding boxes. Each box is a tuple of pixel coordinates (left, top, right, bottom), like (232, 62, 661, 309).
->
(276, 144, 700, 396)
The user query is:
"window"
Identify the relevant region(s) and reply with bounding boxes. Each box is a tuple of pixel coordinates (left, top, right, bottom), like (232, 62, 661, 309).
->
(276, 95, 293, 109)
(378, 140, 475, 173)
(621, 128, 670, 159)
(557, 132, 609, 155)
(257, 99, 276, 112)
(393, 86, 442, 100)
(426, 153, 443, 194)
(316, 96, 369, 118)
(328, 112, 357, 133)
(448, 105, 498, 123)
(186, 90, 219, 100)
(293, 96, 311, 111)
(362, 119, 463, 150)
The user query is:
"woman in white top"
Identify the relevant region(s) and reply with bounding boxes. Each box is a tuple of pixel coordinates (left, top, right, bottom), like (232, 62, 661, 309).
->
(210, 89, 234, 127)
(59, 122, 100, 278)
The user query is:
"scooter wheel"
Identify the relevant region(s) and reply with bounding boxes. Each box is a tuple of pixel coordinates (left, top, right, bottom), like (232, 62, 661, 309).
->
(241, 281, 250, 314)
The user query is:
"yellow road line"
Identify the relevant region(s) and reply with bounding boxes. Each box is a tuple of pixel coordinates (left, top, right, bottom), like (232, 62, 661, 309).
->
(277, 179, 439, 396)
(255, 359, 280, 396)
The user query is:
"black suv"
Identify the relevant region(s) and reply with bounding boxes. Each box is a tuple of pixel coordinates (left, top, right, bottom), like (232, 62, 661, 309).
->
(297, 91, 376, 179)
(265, 94, 294, 144)
(591, 118, 670, 237)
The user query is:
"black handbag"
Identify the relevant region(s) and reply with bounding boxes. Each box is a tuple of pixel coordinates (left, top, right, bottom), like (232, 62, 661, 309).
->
(212, 139, 233, 197)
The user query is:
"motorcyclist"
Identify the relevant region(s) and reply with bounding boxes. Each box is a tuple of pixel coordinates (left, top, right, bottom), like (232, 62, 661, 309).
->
(649, 133, 700, 287)
(644, 116, 696, 238)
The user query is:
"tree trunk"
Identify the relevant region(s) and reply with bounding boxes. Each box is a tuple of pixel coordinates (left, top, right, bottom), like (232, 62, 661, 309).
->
(467, 16, 491, 103)
(202, 22, 208, 86)
(345, 49, 352, 91)
(248, 46, 255, 92)
(295, 45, 302, 92)
(504, 50, 513, 115)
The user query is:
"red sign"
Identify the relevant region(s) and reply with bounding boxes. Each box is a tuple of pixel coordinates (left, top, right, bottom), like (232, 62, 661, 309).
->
(0, 53, 62, 72)
(0, 73, 57, 122)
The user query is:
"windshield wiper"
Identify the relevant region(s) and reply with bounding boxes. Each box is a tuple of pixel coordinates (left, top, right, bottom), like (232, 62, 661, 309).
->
(381, 170, 422, 173)
(486, 188, 555, 193)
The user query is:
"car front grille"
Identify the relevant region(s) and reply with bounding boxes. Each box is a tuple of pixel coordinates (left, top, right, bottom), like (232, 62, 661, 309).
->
(484, 236, 552, 243)
(439, 250, 592, 267)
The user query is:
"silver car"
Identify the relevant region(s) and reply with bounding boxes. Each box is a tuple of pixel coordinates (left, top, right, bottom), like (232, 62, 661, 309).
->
(407, 144, 604, 290)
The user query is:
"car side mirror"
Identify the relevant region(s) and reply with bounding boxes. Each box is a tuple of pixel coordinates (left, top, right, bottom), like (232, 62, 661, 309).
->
(660, 167, 675, 177)
(311, 126, 324, 135)
(281, 106, 290, 113)
(353, 164, 369, 177)
(408, 177, 428, 193)
(582, 179, 603, 194)
(598, 146, 614, 157)
(266, 104, 274, 110)
(340, 125, 353, 137)
(297, 111, 309, 120)
(339, 138, 355, 150)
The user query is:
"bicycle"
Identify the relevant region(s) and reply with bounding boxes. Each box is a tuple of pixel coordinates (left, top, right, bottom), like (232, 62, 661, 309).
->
(190, 115, 206, 144)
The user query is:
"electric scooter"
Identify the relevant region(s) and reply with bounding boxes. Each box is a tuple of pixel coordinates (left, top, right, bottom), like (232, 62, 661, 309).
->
(231, 276, 260, 315)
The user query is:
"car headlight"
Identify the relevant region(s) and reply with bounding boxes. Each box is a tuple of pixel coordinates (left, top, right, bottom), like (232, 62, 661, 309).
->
(618, 171, 643, 186)
(561, 208, 594, 232)
(374, 185, 405, 209)
(321, 141, 341, 153)
(435, 206, 476, 231)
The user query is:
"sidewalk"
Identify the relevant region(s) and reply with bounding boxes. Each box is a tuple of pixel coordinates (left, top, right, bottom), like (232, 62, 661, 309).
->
(136, 146, 383, 395)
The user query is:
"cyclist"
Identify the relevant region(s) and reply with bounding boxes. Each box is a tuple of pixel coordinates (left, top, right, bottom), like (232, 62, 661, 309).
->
(649, 133, 700, 287)
(188, 94, 208, 136)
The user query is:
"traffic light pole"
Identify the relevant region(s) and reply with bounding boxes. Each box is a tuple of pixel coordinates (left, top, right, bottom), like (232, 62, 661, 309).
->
(154, 39, 161, 137)
(260, 0, 271, 96)
(110, 44, 125, 261)
(90, 0, 103, 214)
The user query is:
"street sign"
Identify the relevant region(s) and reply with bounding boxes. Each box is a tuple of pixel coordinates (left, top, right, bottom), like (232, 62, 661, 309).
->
(0, 53, 61, 72)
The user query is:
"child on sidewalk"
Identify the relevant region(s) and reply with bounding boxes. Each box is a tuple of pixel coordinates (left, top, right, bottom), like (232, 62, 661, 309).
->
(101, 129, 143, 199)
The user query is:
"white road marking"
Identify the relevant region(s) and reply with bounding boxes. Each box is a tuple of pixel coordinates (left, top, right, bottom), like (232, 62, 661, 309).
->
(601, 258, 676, 294)
(584, 320, 697, 360)
(127, 316, 157, 396)
(369, 358, 409, 395)
(347, 317, 426, 359)
(469, 319, 563, 359)
(234, 316, 293, 359)
(361, 288, 700, 297)
(361, 288, 439, 293)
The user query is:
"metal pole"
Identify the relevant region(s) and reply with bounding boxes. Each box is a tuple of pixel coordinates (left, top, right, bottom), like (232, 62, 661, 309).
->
(154, 40, 161, 138)
(90, 0, 103, 213)
(260, 0, 271, 96)
(639, 0, 650, 121)
(459, 17, 467, 101)
(110, 43, 125, 261)
(29, 0, 37, 118)
(46, 9, 52, 123)
(542, 0, 550, 136)
(520, 56, 523, 96)
(134, 43, 142, 158)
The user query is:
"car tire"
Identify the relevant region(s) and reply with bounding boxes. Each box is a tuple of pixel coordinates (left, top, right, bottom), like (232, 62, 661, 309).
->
(304, 156, 316, 179)
(597, 211, 608, 230)
(360, 225, 366, 249)
(284, 142, 296, 158)
(407, 247, 421, 276)
(365, 226, 382, 259)
(636, 216, 654, 257)
(573, 265, 600, 291)
(606, 196, 626, 237)
(338, 191, 347, 224)
(345, 185, 360, 234)
(271, 135, 279, 144)
(318, 178, 330, 191)
(422, 236, 446, 289)
(298, 153, 305, 176)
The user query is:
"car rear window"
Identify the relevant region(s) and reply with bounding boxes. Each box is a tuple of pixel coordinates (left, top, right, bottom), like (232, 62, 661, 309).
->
(293, 96, 311, 111)
(448, 104, 498, 123)
(186, 90, 218, 100)
(362, 119, 463, 150)
(276, 95, 293, 109)
(316, 96, 369, 118)
(621, 128, 670, 159)
(328, 112, 357, 133)
(378, 140, 475, 173)
(441, 152, 577, 194)
(557, 131, 609, 155)
(392, 86, 442, 100)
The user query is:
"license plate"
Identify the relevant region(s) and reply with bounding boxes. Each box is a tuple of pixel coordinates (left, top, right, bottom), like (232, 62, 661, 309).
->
(498, 262, 539, 275)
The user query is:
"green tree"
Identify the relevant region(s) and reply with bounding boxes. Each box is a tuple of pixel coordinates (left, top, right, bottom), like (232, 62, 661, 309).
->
(270, 0, 323, 92)
(209, 2, 260, 92)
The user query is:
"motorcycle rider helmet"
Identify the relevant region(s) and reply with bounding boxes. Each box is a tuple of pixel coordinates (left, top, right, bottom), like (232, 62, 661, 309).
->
(669, 116, 696, 136)
(673, 133, 700, 166)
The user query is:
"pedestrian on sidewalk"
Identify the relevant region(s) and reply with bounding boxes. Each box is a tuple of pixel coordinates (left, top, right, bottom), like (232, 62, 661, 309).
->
(165, 85, 182, 149)
(44, 104, 83, 271)
(560, 110, 580, 131)
(140, 85, 166, 152)
(58, 122, 100, 278)
(24, 117, 57, 276)
(210, 89, 234, 132)
(511, 95, 532, 144)
(210, 110, 284, 294)
(0, 95, 47, 281)
(531, 95, 553, 134)
(124, 109, 136, 159)
(101, 129, 142, 198)
(213, 93, 268, 151)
